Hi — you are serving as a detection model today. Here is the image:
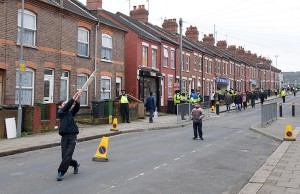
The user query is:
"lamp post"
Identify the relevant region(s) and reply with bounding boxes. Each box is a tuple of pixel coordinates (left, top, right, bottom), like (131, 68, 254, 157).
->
(179, 18, 182, 93)
(17, 0, 25, 137)
(274, 55, 278, 68)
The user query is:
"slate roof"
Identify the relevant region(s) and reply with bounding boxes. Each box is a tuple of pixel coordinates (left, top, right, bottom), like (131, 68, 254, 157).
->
(102, 10, 161, 43)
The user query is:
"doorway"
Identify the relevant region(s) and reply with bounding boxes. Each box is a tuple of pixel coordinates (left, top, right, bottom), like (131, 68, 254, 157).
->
(44, 69, 54, 103)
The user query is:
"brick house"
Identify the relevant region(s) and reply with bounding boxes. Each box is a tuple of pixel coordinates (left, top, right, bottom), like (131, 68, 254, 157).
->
(0, 0, 126, 111)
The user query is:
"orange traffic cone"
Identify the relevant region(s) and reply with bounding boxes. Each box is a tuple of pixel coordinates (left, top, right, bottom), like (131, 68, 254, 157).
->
(283, 124, 296, 141)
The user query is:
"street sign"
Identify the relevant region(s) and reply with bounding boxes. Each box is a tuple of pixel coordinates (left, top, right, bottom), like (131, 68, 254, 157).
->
(19, 60, 26, 72)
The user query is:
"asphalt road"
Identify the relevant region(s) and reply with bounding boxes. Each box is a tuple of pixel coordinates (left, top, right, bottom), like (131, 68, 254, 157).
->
(1, 97, 296, 194)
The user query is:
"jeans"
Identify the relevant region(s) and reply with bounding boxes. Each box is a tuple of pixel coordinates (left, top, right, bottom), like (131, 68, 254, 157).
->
(235, 104, 241, 111)
(226, 104, 230, 111)
(149, 108, 154, 123)
(193, 122, 203, 138)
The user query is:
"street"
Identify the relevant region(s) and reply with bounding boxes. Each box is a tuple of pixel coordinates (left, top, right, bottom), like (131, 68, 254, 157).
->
(1, 96, 299, 194)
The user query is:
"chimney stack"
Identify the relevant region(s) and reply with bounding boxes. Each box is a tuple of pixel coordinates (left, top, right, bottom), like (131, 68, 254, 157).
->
(86, 0, 102, 10)
(130, 5, 149, 23)
(162, 19, 178, 34)
(237, 46, 245, 57)
(228, 45, 237, 54)
(202, 34, 215, 46)
(216, 40, 227, 50)
(185, 25, 199, 42)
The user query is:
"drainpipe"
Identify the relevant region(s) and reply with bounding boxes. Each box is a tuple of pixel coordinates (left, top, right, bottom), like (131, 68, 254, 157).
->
(94, 22, 99, 100)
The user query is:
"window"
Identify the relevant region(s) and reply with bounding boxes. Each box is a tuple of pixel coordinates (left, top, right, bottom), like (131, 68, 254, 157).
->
(217, 62, 220, 73)
(199, 57, 202, 71)
(208, 61, 212, 74)
(163, 47, 168, 67)
(194, 56, 197, 71)
(101, 77, 111, 99)
(152, 48, 157, 68)
(205, 59, 208, 73)
(186, 56, 190, 71)
(77, 74, 88, 106)
(168, 76, 173, 98)
(170, 50, 175, 68)
(17, 9, 36, 46)
(142, 46, 148, 66)
(15, 68, 35, 105)
(60, 71, 69, 101)
(222, 62, 225, 74)
(101, 34, 112, 60)
(77, 27, 89, 57)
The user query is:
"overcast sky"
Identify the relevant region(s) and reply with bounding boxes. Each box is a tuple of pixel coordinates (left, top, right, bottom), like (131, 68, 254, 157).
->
(79, 0, 300, 72)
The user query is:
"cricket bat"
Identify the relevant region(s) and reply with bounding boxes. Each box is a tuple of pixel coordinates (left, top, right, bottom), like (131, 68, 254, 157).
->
(82, 69, 98, 90)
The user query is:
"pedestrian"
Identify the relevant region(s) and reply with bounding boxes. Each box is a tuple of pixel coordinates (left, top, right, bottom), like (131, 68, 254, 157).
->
(210, 91, 216, 108)
(274, 88, 278, 97)
(145, 92, 156, 123)
(191, 102, 205, 140)
(250, 91, 256, 108)
(56, 89, 83, 181)
(242, 92, 247, 110)
(259, 89, 265, 105)
(281, 88, 287, 103)
(224, 92, 231, 112)
(117, 90, 131, 123)
(173, 90, 181, 115)
(293, 88, 298, 96)
(233, 91, 242, 111)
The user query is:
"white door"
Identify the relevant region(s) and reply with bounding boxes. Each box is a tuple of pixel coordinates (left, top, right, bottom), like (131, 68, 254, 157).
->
(161, 77, 164, 106)
(44, 69, 54, 103)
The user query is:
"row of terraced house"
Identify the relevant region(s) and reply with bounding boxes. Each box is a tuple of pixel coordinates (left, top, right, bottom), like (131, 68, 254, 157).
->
(0, 0, 281, 113)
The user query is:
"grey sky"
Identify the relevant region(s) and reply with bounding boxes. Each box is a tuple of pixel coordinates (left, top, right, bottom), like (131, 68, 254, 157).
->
(79, 0, 300, 72)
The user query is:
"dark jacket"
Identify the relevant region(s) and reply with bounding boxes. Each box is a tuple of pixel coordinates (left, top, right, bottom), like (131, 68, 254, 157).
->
(234, 95, 243, 104)
(58, 98, 80, 135)
(145, 95, 155, 109)
(224, 95, 232, 105)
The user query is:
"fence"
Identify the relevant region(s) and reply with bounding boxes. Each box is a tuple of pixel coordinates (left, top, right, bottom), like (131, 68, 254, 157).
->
(261, 102, 277, 126)
(176, 102, 210, 123)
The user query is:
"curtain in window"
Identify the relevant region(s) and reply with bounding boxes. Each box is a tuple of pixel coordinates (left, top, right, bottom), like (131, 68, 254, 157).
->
(78, 42, 88, 56)
(101, 78, 111, 99)
(77, 75, 88, 105)
(101, 48, 111, 60)
(102, 35, 112, 48)
(15, 70, 34, 105)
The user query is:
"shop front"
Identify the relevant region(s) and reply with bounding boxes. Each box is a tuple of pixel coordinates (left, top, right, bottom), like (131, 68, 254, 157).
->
(216, 77, 229, 100)
(138, 70, 163, 110)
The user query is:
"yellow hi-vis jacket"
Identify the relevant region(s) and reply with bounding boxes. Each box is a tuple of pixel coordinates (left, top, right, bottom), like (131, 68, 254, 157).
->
(281, 90, 286, 97)
(174, 93, 181, 105)
(120, 95, 129, 103)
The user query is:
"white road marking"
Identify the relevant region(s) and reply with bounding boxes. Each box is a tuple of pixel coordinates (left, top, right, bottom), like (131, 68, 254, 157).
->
(237, 131, 243, 134)
(224, 137, 229, 139)
(206, 144, 212, 147)
(139, 173, 144, 176)
(161, 163, 167, 166)
(174, 158, 180, 161)
(191, 150, 196, 153)
(154, 166, 160, 170)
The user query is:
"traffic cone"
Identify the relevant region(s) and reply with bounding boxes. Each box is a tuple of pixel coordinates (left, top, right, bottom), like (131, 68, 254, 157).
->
(92, 137, 109, 162)
(283, 124, 296, 141)
(110, 118, 118, 131)
(210, 106, 215, 113)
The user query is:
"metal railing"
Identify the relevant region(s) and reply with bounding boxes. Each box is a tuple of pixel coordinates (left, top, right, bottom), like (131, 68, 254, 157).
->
(261, 102, 277, 126)
(176, 102, 210, 123)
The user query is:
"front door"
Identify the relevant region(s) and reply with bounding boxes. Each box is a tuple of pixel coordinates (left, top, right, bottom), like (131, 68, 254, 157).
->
(44, 69, 54, 103)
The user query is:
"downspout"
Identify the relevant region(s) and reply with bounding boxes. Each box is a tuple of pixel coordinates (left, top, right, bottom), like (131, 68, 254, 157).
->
(94, 22, 99, 100)
(201, 54, 204, 97)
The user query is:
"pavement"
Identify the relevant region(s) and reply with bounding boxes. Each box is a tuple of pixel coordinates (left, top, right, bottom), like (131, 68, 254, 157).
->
(1, 95, 300, 194)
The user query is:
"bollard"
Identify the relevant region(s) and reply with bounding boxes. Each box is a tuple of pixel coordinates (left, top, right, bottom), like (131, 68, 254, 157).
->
(216, 101, 220, 115)
(292, 103, 295, 117)
(279, 103, 282, 117)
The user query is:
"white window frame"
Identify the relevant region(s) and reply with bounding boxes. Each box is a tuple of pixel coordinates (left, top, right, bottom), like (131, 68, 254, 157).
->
(101, 34, 112, 61)
(199, 57, 202, 72)
(151, 48, 157, 68)
(142, 45, 148, 66)
(77, 27, 89, 57)
(182, 79, 187, 93)
(77, 74, 88, 106)
(170, 49, 175, 68)
(15, 68, 35, 105)
(163, 46, 168, 67)
(60, 71, 69, 101)
(168, 75, 173, 98)
(17, 9, 36, 47)
(186, 55, 190, 72)
(101, 76, 111, 100)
